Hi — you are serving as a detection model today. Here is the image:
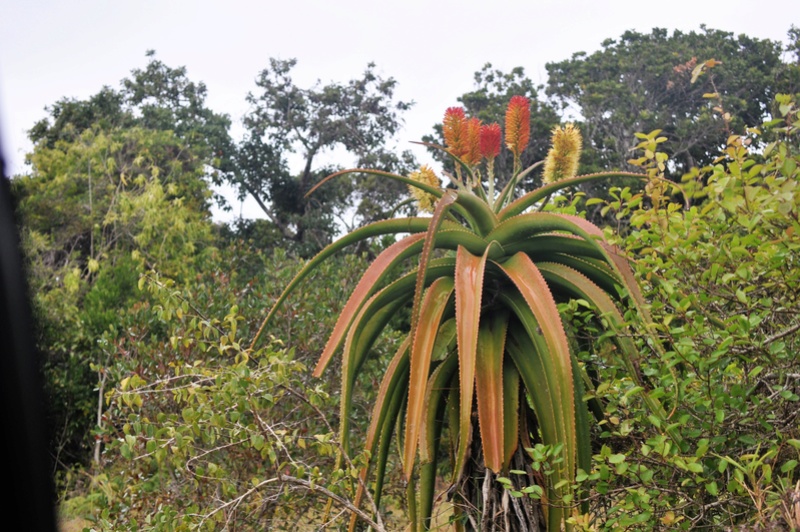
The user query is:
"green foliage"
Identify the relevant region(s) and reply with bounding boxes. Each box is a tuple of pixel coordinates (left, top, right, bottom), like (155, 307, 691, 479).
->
(56, 245, 406, 530)
(565, 95, 800, 530)
(15, 123, 216, 466)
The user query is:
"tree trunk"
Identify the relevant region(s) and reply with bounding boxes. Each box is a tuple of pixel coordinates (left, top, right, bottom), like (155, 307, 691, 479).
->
(449, 445, 546, 532)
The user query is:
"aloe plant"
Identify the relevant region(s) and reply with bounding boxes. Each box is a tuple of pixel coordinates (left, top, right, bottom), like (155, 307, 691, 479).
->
(251, 97, 678, 531)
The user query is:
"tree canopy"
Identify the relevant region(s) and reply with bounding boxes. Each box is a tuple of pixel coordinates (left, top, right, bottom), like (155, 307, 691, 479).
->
(236, 58, 416, 255)
(545, 26, 790, 177)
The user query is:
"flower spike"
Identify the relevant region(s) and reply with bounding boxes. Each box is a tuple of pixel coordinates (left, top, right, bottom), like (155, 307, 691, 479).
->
(463, 117, 483, 167)
(480, 123, 502, 161)
(543, 123, 583, 183)
(504, 96, 530, 158)
(443, 107, 468, 159)
(408, 165, 441, 213)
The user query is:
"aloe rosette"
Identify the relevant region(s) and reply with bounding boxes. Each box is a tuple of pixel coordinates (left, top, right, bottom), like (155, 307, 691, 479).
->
(251, 98, 678, 531)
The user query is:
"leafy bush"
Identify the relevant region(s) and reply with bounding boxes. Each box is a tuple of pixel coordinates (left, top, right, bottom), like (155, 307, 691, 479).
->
(565, 94, 800, 530)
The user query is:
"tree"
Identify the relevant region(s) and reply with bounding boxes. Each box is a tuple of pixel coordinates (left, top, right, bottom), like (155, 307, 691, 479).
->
(236, 59, 416, 256)
(16, 53, 227, 465)
(28, 50, 235, 213)
(545, 26, 787, 178)
(252, 97, 677, 530)
(14, 124, 216, 467)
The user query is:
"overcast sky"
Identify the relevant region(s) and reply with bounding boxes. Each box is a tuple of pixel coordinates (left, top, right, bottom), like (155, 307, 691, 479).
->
(1, 0, 795, 220)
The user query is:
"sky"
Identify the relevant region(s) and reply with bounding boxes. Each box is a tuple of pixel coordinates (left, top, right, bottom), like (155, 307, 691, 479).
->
(1, 0, 796, 221)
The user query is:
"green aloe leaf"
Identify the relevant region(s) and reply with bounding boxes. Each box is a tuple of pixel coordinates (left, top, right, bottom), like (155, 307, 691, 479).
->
(339, 292, 407, 457)
(475, 309, 509, 473)
(498, 171, 648, 220)
(502, 357, 520, 470)
(251, 216, 437, 348)
(349, 338, 410, 532)
(419, 351, 458, 530)
(489, 212, 604, 248)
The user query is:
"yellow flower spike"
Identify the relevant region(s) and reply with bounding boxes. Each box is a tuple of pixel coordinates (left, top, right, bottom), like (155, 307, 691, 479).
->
(408, 165, 441, 213)
(543, 123, 582, 183)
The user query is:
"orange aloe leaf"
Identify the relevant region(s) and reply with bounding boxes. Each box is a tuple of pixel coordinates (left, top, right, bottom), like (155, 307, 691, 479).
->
(475, 310, 508, 473)
(404, 276, 455, 480)
(409, 191, 458, 348)
(314, 232, 426, 377)
(349, 338, 410, 531)
(600, 241, 655, 325)
(453, 245, 489, 480)
(495, 253, 577, 527)
(250, 216, 436, 349)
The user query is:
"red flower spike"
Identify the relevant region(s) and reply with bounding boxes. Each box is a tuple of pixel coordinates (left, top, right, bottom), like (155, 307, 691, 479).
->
(504, 96, 531, 157)
(463, 117, 483, 166)
(480, 123, 502, 160)
(443, 107, 468, 158)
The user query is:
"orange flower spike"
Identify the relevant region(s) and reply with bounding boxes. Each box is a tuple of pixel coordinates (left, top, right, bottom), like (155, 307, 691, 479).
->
(480, 123, 502, 160)
(504, 96, 531, 158)
(463, 117, 483, 166)
(443, 107, 468, 158)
